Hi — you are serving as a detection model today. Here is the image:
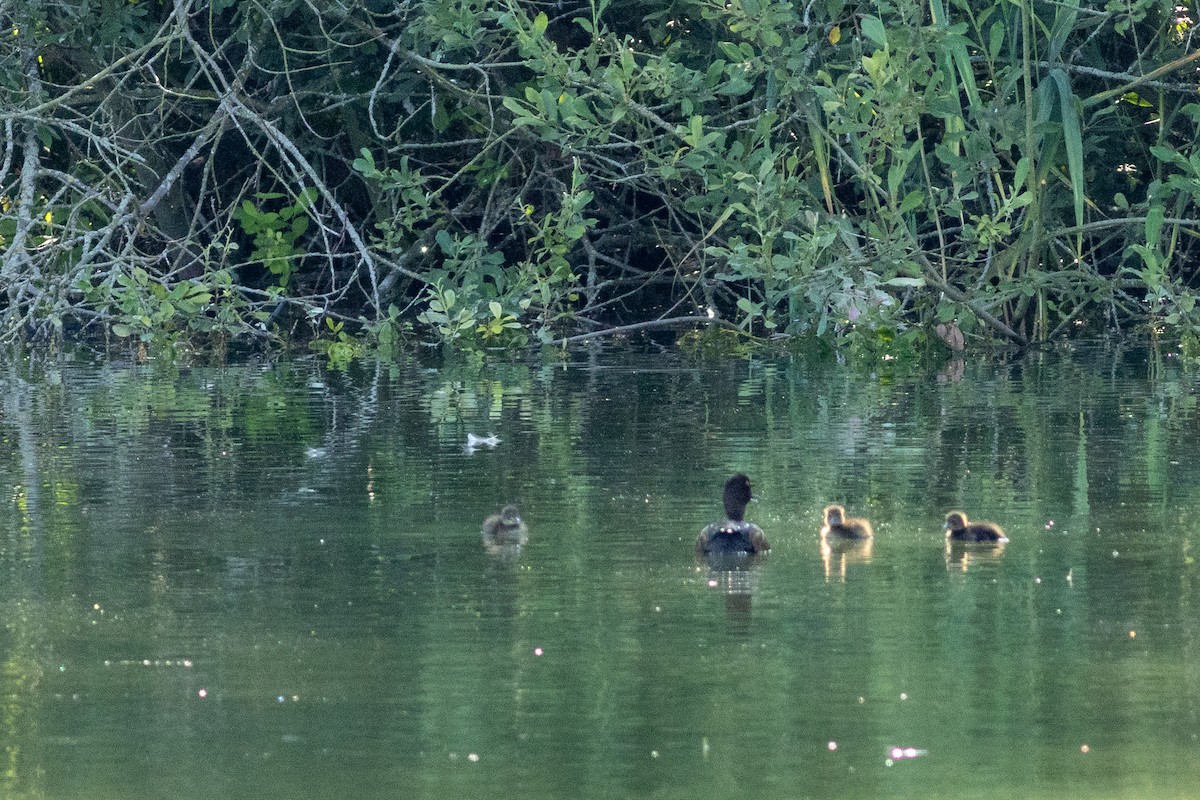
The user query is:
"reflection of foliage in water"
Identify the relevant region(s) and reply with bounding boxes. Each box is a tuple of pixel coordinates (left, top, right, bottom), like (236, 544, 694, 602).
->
(0, 344, 1199, 798)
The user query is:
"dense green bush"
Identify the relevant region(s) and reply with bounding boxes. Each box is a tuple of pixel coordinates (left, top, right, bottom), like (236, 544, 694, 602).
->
(2, 0, 1199, 355)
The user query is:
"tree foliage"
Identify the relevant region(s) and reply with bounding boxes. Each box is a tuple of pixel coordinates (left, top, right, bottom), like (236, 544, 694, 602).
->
(2, 0, 1200, 353)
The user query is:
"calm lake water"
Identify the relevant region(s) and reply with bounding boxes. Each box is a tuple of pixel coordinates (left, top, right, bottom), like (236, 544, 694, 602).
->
(1, 343, 1198, 799)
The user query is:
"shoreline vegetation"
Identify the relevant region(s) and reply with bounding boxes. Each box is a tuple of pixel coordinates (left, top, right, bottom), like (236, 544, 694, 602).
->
(3, 0, 1200, 361)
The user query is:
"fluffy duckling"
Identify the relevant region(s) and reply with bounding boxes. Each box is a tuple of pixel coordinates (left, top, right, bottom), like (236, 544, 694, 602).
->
(695, 473, 770, 557)
(820, 504, 874, 541)
(944, 510, 1008, 543)
(482, 504, 528, 547)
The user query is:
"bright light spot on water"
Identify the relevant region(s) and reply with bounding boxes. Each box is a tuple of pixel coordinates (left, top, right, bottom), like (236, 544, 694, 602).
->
(534, 647, 544, 656)
(1081, 744, 1090, 754)
(1129, 630, 1137, 638)
(900, 693, 908, 700)
(707, 580, 718, 587)
(890, 746, 928, 760)
(828, 741, 837, 751)
(277, 696, 286, 703)
(198, 689, 208, 698)
(1035, 577, 1042, 584)
(651, 750, 660, 758)
(1112, 550, 1120, 557)
(468, 753, 479, 762)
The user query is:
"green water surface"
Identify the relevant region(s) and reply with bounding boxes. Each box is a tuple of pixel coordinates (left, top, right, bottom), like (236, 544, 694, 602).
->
(1, 344, 1198, 799)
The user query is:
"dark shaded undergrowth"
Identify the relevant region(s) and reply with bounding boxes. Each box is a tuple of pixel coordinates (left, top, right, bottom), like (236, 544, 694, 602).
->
(3, 0, 1200, 360)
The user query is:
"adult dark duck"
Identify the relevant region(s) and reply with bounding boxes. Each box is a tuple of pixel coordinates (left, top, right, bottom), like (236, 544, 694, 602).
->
(695, 474, 770, 558)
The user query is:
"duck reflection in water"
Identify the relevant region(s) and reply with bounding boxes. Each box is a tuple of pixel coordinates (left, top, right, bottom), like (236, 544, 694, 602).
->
(945, 539, 1007, 571)
(482, 504, 528, 559)
(819, 504, 874, 581)
(943, 510, 1007, 571)
(696, 474, 769, 633)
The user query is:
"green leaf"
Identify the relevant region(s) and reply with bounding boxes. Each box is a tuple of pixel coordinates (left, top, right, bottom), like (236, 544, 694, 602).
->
(887, 163, 905, 201)
(502, 96, 533, 118)
(1150, 145, 1185, 166)
(861, 16, 887, 47)
(1047, 68, 1084, 228)
(899, 190, 924, 213)
(541, 88, 558, 122)
(1014, 157, 1030, 192)
(432, 102, 450, 133)
(717, 42, 743, 61)
(533, 11, 548, 35)
(861, 50, 887, 84)
(988, 22, 1005, 61)
(352, 149, 377, 176)
(1146, 204, 1165, 247)
(1007, 192, 1033, 210)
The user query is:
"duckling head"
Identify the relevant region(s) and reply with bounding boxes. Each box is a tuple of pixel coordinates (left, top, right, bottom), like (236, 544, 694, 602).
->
(824, 504, 846, 526)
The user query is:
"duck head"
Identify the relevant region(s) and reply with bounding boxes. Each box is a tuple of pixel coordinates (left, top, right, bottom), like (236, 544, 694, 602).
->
(722, 474, 754, 521)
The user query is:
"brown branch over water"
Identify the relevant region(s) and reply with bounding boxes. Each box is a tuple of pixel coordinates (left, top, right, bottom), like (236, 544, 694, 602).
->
(551, 315, 740, 345)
